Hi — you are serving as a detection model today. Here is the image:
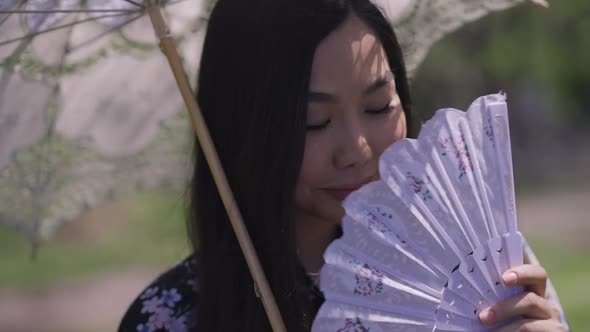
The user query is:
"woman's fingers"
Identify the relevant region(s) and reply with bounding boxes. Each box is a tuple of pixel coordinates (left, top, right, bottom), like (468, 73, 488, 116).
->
(478, 264, 565, 330)
(502, 264, 547, 298)
(479, 292, 554, 325)
(490, 318, 568, 332)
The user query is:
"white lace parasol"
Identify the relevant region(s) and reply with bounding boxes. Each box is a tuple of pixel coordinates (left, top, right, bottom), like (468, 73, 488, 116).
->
(0, 0, 547, 246)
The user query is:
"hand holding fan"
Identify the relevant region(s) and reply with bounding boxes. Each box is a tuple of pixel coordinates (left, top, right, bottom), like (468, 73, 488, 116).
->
(313, 93, 525, 332)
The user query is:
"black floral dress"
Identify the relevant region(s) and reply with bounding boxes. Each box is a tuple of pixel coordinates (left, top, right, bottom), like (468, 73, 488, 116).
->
(118, 256, 325, 332)
(118, 257, 200, 332)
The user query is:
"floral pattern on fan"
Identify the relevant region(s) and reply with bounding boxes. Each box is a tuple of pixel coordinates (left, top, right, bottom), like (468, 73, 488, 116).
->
(485, 123, 495, 144)
(366, 209, 393, 235)
(336, 318, 371, 332)
(350, 260, 385, 296)
(405, 172, 433, 201)
(439, 134, 474, 179)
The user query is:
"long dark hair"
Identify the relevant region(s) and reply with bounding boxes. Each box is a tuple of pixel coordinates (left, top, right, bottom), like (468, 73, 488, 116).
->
(188, 0, 413, 330)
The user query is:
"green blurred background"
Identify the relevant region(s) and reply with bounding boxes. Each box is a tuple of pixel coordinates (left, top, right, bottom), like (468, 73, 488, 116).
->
(1, 1, 588, 331)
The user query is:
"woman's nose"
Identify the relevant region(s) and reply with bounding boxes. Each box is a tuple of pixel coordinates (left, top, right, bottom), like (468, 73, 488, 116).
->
(333, 122, 372, 169)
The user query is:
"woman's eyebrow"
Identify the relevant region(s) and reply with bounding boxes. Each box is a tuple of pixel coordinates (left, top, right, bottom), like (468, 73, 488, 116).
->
(308, 91, 338, 103)
(363, 74, 393, 96)
(308, 73, 393, 103)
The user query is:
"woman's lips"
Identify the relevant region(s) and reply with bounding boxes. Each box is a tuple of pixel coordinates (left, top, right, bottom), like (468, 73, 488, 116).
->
(324, 188, 357, 200)
(323, 176, 376, 200)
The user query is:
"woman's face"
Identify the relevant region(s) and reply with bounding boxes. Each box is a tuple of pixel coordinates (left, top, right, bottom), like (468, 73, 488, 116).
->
(295, 14, 407, 225)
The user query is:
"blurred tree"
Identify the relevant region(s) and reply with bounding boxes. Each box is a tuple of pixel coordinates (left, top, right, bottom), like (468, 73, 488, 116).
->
(411, 0, 590, 127)
(410, 0, 590, 187)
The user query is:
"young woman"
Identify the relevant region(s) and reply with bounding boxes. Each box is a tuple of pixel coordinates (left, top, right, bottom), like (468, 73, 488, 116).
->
(119, 0, 567, 331)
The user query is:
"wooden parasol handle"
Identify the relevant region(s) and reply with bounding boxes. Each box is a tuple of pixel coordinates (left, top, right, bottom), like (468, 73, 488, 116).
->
(145, 2, 287, 331)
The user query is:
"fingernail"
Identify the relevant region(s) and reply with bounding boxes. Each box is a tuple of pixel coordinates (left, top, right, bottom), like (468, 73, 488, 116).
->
(503, 271, 518, 285)
(479, 308, 495, 324)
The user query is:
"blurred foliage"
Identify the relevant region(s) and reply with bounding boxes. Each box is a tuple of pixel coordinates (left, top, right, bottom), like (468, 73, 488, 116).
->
(1, 193, 588, 330)
(527, 237, 590, 331)
(0, 192, 189, 289)
(412, 0, 590, 128)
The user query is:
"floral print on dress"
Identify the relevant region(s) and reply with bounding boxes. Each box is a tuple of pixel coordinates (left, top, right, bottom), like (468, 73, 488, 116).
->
(137, 286, 193, 331)
(119, 254, 327, 332)
(148, 306, 174, 330)
(118, 257, 199, 332)
(161, 289, 182, 307)
(136, 323, 154, 332)
(141, 296, 164, 314)
(140, 287, 159, 300)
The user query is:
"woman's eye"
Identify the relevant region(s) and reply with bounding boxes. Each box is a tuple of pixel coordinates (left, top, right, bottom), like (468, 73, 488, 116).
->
(366, 101, 394, 114)
(306, 119, 331, 131)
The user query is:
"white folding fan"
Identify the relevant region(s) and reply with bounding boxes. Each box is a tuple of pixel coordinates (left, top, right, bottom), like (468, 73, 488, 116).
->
(312, 93, 525, 332)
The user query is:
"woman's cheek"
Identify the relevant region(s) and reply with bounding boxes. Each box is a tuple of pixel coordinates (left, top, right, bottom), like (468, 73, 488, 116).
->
(371, 110, 407, 157)
(299, 139, 328, 189)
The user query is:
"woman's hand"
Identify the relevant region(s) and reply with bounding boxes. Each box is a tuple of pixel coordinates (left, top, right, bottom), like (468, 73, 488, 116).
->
(478, 264, 568, 331)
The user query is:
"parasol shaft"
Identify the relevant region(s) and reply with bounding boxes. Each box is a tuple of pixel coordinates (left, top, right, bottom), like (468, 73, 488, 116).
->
(144, 2, 287, 331)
